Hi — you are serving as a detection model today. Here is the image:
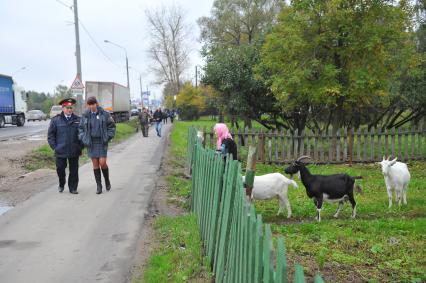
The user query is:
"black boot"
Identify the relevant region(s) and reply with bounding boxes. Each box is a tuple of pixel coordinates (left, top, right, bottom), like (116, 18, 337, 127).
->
(94, 169, 102, 194)
(101, 168, 111, 191)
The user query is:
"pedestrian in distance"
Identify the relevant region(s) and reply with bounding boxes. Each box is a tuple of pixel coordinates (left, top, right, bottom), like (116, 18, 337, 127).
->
(153, 107, 163, 137)
(169, 110, 175, 123)
(214, 123, 238, 161)
(47, 98, 83, 194)
(78, 96, 116, 194)
(163, 109, 168, 124)
(138, 107, 151, 137)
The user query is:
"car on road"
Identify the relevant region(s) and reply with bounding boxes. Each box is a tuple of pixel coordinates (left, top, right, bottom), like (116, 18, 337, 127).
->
(49, 105, 62, 118)
(27, 110, 47, 121)
(130, 108, 139, 116)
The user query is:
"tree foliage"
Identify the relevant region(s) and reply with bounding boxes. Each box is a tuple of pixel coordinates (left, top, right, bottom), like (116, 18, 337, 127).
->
(257, 0, 421, 130)
(176, 82, 205, 120)
(199, 0, 282, 127)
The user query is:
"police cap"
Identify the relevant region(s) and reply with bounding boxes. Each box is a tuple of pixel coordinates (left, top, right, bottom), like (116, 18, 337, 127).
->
(58, 98, 77, 107)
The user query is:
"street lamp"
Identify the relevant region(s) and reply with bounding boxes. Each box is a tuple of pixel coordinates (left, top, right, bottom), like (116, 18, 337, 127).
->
(104, 39, 130, 89)
(12, 66, 26, 76)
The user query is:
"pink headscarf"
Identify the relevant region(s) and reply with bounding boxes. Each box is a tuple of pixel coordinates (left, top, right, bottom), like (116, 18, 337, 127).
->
(214, 123, 233, 150)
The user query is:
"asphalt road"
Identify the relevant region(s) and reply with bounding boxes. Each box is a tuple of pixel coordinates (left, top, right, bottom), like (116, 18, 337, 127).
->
(0, 124, 171, 283)
(0, 120, 50, 141)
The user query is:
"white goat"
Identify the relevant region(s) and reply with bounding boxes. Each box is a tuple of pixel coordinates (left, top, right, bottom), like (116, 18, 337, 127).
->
(242, 173, 298, 218)
(379, 156, 410, 208)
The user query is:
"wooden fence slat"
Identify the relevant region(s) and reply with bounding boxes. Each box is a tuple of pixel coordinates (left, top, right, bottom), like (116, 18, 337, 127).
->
(343, 128, 347, 162)
(275, 129, 279, 162)
(320, 130, 325, 162)
(391, 128, 396, 158)
(328, 128, 332, 162)
(405, 126, 409, 161)
(294, 129, 299, 159)
(370, 128, 375, 162)
(293, 264, 306, 283)
(300, 130, 305, 158)
(287, 130, 292, 161)
(356, 128, 361, 162)
(397, 128, 402, 159)
(336, 129, 341, 162)
(410, 125, 415, 159)
(314, 130, 319, 161)
(363, 128, 368, 162)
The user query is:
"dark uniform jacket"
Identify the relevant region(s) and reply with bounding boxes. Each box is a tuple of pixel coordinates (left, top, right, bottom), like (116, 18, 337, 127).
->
(48, 113, 82, 158)
(78, 106, 116, 146)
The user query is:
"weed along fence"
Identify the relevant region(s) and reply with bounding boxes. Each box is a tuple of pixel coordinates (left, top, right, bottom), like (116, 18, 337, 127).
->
(199, 126, 426, 164)
(187, 127, 324, 283)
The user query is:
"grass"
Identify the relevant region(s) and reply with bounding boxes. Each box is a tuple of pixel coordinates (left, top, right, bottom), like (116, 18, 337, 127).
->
(24, 119, 139, 171)
(136, 119, 213, 283)
(138, 215, 212, 283)
(172, 117, 426, 283)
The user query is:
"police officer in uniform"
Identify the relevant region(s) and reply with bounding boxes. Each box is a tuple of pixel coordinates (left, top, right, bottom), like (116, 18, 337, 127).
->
(47, 98, 82, 194)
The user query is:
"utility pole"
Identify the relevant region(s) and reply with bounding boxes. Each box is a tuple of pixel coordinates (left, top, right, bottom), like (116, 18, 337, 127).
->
(139, 75, 143, 107)
(73, 0, 83, 114)
(195, 65, 198, 88)
(73, 0, 82, 80)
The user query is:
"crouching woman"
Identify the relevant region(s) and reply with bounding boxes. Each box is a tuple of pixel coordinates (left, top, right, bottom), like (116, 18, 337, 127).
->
(214, 123, 238, 161)
(79, 96, 116, 194)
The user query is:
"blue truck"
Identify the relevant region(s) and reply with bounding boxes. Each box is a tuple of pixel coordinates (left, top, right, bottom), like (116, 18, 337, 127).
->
(0, 74, 27, 128)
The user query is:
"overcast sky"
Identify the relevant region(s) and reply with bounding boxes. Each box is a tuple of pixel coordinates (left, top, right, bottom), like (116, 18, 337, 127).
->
(0, 0, 214, 100)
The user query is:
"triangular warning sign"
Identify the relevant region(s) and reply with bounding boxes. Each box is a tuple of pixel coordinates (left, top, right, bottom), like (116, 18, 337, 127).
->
(70, 75, 84, 89)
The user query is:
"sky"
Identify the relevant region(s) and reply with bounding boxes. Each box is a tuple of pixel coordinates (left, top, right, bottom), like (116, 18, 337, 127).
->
(0, 0, 214, 101)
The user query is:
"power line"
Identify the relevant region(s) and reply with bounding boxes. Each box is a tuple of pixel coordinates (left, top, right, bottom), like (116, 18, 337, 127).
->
(55, 0, 72, 9)
(78, 19, 123, 70)
(54, 0, 124, 71)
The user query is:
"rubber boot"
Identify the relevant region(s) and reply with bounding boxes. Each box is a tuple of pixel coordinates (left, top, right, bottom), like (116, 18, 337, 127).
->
(101, 168, 111, 191)
(94, 169, 102, 194)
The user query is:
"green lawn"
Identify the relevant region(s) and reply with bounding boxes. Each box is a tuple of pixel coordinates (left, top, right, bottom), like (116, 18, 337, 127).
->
(136, 120, 212, 283)
(173, 118, 426, 283)
(138, 215, 212, 283)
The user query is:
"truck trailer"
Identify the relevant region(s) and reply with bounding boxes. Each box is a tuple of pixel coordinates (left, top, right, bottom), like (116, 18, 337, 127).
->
(85, 81, 130, 122)
(0, 74, 27, 128)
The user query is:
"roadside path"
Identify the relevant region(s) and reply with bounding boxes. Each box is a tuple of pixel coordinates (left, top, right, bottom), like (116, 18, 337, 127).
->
(0, 123, 171, 283)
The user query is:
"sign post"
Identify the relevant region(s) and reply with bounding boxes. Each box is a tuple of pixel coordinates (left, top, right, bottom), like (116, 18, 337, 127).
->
(70, 75, 84, 115)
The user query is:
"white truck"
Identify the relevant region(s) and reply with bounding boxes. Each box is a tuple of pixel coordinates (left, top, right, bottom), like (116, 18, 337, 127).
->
(85, 81, 130, 122)
(0, 74, 27, 128)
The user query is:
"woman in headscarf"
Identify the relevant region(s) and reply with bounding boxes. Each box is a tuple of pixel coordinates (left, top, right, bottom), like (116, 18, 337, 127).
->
(79, 96, 116, 194)
(214, 123, 238, 161)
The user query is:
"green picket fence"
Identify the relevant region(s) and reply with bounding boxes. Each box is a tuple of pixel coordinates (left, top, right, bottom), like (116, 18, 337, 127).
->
(188, 127, 324, 283)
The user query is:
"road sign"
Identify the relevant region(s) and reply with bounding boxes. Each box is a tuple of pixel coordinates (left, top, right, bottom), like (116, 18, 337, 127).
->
(71, 88, 84, 95)
(70, 75, 84, 90)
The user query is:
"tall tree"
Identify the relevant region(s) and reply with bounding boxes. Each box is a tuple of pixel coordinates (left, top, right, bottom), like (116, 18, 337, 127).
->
(257, 0, 419, 132)
(198, 0, 282, 127)
(146, 5, 192, 98)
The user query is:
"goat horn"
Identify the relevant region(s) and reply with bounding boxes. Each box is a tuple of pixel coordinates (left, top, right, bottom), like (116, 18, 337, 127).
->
(296, 155, 311, 162)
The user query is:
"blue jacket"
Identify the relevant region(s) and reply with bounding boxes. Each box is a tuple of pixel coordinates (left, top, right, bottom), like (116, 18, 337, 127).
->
(78, 106, 116, 146)
(47, 113, 83, 158)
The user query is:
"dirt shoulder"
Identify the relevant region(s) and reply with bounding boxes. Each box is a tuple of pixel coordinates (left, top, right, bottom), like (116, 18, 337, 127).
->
(130, 129, 186, 281)
(0, 134, 57, 206)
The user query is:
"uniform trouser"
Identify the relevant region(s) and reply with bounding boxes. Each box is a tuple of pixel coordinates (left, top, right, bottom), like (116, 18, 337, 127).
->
(141, 123, 149, 137)
(56, 157, 79, 192)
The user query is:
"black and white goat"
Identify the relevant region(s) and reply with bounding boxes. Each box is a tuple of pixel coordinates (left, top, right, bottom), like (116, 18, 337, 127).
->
(284, 156, 362, 221)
